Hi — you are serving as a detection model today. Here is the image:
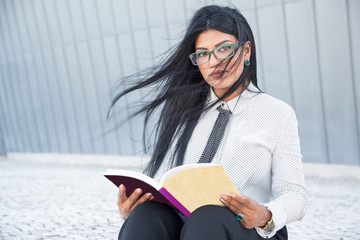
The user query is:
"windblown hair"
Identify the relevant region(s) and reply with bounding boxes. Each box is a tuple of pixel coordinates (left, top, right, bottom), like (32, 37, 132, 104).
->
(109, 5, 259, 177)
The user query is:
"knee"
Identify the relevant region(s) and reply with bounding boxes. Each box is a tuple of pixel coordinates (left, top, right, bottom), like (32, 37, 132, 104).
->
(130, 201, 155, 219)
(182, 205, 231, 232)
(127, 201, 184, 228)
(187, 205, 233, 223)
(119, 202, 183, 240)
(181, 205, 260, 240)
(193, 205, 229, 216)
(181, 205, 240, 239)
(130, 201, 174, 221)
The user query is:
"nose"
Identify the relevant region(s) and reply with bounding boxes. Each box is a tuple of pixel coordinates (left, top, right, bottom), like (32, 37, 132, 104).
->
(208, 52, 220, 67)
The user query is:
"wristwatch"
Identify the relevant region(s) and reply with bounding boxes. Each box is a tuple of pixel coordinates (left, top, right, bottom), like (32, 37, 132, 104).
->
(261, 216, 275, 232)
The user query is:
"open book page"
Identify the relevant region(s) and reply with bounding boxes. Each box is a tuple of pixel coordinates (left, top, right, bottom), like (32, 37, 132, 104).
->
(161, 165, 239, 213)
(159, 163, 216, 184)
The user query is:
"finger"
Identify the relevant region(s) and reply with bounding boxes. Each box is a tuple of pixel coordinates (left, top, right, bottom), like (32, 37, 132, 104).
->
(221, 194, 254, 221)
(136, 192, 153, 205)
(225, 193, 263, 229)
(221, 194, 243, 209)
(129, 192, 154, 212)
(117, 184, 127, 204)
(229, 192, 257, 209)
(127, 188, 143, 206)
(220, 194, 243, 216)
(220, 195, 253, 228)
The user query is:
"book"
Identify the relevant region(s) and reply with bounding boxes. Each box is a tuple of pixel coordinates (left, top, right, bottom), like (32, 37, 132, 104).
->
(104, 163, 239, 217)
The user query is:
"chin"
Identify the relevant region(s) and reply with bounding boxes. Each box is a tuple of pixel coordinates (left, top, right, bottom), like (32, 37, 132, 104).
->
(211, 82, 233, 91)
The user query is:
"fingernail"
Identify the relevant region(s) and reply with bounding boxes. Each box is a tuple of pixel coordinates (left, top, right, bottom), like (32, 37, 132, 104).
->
(119, 184, 124, 189)
(229, 192, 236, 198)
(220, 194, 228, 201)
(220, 198, 226, 204)
(147, 193, 152, 198)
(136, 188, 142, 193)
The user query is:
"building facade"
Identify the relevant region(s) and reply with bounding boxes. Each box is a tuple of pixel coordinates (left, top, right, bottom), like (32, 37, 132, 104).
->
(0, 0, 359, 165)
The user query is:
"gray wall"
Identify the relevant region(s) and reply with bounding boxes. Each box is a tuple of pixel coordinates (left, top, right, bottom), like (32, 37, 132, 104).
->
(0, 0, 359, 165)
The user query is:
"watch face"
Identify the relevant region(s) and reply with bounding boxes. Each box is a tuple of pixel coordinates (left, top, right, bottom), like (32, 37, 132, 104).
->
(262, 218, 275, 232)
(267, 221, 275, 232)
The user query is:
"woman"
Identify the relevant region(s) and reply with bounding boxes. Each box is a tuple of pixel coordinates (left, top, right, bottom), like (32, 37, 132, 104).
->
(111, 5, 307, 240)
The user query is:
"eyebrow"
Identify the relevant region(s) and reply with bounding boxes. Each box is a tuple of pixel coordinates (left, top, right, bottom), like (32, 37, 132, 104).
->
(195, 40, 233, 51)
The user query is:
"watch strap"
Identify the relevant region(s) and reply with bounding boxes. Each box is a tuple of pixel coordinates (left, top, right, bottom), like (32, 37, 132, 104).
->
(261, 216, 275, 232)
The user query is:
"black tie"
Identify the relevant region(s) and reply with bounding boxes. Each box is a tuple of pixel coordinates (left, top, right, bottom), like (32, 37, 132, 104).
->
(198, 105, 232, 163)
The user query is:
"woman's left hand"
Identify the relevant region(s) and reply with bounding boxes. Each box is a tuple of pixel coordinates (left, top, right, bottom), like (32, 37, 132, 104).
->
(220, 193, 271, 229)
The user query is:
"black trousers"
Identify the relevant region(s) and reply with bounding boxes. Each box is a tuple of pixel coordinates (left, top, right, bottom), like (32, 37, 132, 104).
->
(118, 202, 287, 240)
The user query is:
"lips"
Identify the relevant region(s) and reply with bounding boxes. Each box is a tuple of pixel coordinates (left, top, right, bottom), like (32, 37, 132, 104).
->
(210, 70, 226, 79)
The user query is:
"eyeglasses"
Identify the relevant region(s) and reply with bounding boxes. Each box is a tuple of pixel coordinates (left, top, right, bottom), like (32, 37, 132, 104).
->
(189, 43, 241, 66)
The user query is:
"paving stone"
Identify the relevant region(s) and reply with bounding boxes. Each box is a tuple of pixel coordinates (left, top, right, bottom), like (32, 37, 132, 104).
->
(0, 159, 359, 239)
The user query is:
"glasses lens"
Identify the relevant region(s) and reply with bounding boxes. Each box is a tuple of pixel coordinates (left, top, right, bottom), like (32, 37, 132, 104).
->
(214, 45, 235, 59)
(191, 51, 209, 65)
(189, 44, 239, 66)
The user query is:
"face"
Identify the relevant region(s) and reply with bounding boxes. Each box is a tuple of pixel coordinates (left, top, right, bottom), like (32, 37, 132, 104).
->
(195, 29, 251, 100)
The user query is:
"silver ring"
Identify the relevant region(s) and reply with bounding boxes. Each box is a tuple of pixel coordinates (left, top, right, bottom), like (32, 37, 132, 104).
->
(236, 213, 244, 221)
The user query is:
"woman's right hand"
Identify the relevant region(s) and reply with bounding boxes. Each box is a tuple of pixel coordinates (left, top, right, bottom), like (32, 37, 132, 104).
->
(117, 184, 154, 219)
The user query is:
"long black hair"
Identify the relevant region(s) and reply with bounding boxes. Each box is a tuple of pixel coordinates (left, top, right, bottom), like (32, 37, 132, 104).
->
(109, 5, 259, 177)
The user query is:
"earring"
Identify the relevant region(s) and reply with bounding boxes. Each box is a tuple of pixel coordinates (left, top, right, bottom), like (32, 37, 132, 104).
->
(244, 59, 250, 66)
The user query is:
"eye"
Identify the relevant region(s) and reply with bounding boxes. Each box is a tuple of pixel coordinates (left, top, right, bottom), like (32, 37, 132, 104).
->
(196, 51, 208, 58)
(218, 45, 232, 52)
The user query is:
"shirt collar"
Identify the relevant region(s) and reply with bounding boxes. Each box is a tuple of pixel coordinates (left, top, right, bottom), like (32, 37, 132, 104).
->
(208, 82, 259, 115)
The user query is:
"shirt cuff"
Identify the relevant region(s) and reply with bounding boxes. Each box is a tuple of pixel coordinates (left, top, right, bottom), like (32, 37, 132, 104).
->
(255, 202, 287, 239)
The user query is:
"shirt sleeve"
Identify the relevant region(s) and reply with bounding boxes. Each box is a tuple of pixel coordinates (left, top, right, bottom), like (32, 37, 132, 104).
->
(256, 107, 307, 238)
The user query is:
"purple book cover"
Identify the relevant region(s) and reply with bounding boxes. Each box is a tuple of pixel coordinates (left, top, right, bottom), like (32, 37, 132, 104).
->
(159, 187, 191, 217)
(104, 174, 191, 217)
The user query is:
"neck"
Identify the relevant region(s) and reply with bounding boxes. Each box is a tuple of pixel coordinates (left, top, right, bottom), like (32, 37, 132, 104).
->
(214, 81, 249, 102)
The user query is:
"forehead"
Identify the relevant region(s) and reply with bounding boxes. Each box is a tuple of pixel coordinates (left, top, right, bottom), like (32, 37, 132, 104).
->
(195, 29, 237, 48)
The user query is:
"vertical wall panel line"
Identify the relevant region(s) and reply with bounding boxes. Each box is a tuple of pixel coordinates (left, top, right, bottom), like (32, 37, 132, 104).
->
(142, 0, 158, 150)
(4, 0, 33, 151)
(345, 0, 360, 164)
(0, 70, 11, 153)
(20, 0, 52, 152)
(30, 0, 62, 152)
(79, 0, 108, 153)
(12, 0, 42, 152)
(0, 70, 10, 154)
(0, 56, 6, 154)
(161, 0, 171, 49)
(253, 0, 266, 92)
(0, 99, 6, 154)
(0, 119, 6, 155)
(125, 0, 141, 73)
(143, 0, 155, 60)
(7, 0, 36, 152)
(125, 0, 142, 153)
(0, 22, 16, 152)
(281, 0, 295, 109)
(53, 0, 83, 153)
(41, 0, 72, 152)
(65, 0, 95, 153)
(182, 0, 188, 21)
(1, 1, 27, 151)
(108, 0, 136, 154)
(0, 46, 8, 155)
(93, 0, 121, 153)
(1, 2, 15, 152)
(311, 0, 330, 163)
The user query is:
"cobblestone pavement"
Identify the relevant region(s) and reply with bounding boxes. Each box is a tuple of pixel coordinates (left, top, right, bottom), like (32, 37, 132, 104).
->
(0, 158, 359, 240)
